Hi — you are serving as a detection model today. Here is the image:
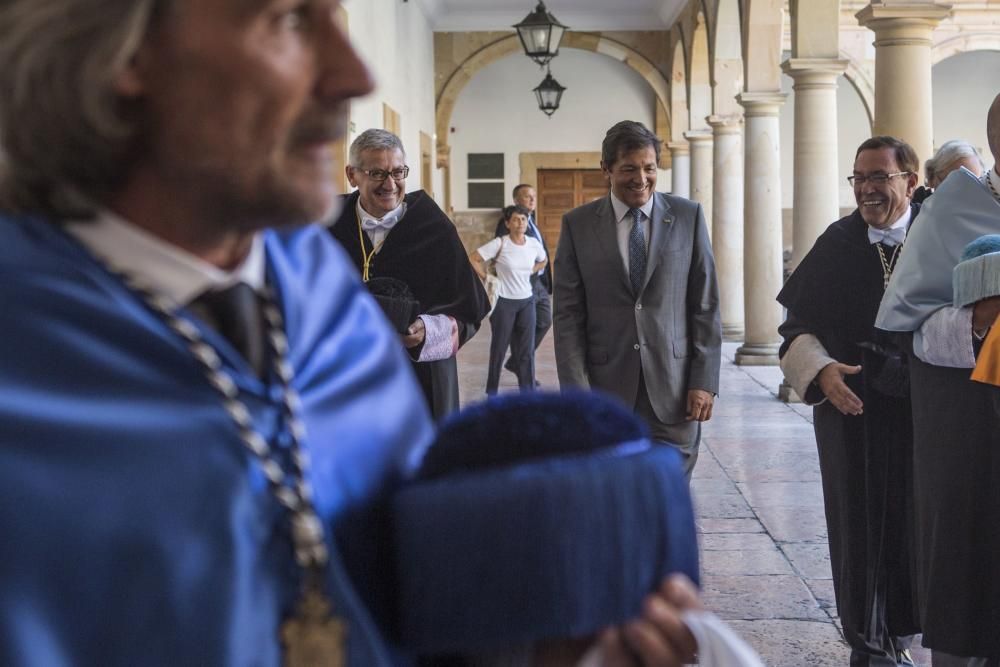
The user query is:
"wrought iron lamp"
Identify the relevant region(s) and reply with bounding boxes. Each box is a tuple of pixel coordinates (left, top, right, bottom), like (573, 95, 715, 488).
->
(533, 66, 566, 117)
(513, 1, 568, 67)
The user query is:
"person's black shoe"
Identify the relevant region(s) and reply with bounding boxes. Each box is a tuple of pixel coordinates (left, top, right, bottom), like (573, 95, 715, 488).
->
(503, 357, 515, 374)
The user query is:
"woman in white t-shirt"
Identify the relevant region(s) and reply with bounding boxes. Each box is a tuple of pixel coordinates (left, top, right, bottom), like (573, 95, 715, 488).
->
(470, 205, 548, 394)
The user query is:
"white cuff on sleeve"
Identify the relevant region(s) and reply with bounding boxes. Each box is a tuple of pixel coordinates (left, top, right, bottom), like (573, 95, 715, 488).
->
(779, 334, 835, 405)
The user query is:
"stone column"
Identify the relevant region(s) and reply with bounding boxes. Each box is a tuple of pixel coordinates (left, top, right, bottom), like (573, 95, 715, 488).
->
(707, 115, 745, 340)
(735, 92, 786, 366)
(856, 3, 952, 173)
(781, 59, 849, 269)
(668, 141, 691, 199)
(685, 130, 714, 241)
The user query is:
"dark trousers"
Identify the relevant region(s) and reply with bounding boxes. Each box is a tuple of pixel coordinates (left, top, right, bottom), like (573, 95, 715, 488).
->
(487, 295, 535, 394)
(531, 277, 552, 349)
(633, 371, 700, 478)
(504, 279, 550, 374)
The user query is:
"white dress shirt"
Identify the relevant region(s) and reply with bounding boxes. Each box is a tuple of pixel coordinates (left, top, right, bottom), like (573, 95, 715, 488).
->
(609, 192, 653, 274)
(63, 209, 265, 307)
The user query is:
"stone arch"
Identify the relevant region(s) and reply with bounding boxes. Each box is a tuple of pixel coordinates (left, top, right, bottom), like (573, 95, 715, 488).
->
(689, 11, 712, 129)
(841, 52, 874, 131)
(932, 33, 1000, 64)
(435, 33, 672, 163)
(671, 32, 690, 142)
(712, 0, 744, 116)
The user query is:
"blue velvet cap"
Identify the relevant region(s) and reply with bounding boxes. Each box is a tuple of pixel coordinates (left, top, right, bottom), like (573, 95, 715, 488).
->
(954, 234, 1000, 307)
(391, 390, 700, 654)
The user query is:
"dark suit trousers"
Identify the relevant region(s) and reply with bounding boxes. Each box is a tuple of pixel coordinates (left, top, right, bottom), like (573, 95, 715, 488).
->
(531, 276, 552, 350)
(634, 370, 700, 478)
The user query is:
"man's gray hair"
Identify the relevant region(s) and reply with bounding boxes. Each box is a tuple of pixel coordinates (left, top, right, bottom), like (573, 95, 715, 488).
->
(924, 139, 985, 187)
(349, 128, 406, 167)
(0, 0, 166, 217)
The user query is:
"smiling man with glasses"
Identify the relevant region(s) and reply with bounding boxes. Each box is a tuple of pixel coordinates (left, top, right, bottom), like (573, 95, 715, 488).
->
(330, 128, 489, 420)
(777, 136, 921, 666)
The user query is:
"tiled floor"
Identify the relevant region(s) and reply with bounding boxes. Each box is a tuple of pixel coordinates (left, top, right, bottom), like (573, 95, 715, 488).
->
(457, 328, 931, 666)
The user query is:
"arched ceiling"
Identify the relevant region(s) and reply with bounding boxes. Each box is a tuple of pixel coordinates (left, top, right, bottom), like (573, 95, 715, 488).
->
(420, 0, 688, 31)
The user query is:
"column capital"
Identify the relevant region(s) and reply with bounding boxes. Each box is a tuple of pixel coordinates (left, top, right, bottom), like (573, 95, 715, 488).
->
(683, 129, 714, 145)
(737, 91, 786, 117)
(667, 140, 690, 156)
(707, 114, 744, 134)
(781, 58, 849, 89)
(856, 3, 952, 46)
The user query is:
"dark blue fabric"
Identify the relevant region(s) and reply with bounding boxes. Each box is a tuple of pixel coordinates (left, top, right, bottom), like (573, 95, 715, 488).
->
(0, 214, 433, 666)
(419, 390, 648, 478)
(392, 392, 698, 654)
(393, 447, 699, 653)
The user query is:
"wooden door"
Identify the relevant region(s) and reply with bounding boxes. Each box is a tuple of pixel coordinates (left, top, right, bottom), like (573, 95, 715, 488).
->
(537, 169, 607, 256)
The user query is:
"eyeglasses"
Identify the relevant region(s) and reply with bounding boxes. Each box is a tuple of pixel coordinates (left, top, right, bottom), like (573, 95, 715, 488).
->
(354, 166, 409, 182)
(847, 171, 910, 186)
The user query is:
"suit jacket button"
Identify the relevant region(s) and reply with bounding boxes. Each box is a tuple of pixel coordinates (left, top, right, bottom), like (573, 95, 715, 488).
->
(635, 304, 642, 310)
(633, 343, 640, 350)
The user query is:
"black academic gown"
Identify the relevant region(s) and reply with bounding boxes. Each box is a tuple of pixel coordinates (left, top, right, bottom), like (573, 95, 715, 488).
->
(777, 207, 920, 659)
(331, 190, 489, 420)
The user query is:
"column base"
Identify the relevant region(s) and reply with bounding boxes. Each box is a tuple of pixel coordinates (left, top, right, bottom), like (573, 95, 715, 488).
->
(777, 380, 801, 403)
(722, 324, 744, 342)
(734, 343, 780, 366)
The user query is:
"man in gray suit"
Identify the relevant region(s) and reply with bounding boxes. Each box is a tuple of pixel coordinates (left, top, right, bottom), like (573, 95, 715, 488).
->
(553, 120, 721, 475)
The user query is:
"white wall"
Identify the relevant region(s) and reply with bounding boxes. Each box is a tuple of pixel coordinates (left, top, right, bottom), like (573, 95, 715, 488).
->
(448, 48, 660, 210)
(343, 0, 439, 195)
(932, 50, 1000, 169)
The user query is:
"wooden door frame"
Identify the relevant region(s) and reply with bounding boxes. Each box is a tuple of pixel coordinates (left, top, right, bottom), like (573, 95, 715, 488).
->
(519, 152, 603, 192)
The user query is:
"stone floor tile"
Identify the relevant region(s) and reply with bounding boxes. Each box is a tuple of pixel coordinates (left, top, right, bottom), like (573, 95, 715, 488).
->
(692, 492, 756, 519)
(701, 548, 795, 576)
(726, 619, 850, 666)
(690, 477, 740, 495)
(700, 532, 777, 551)
(736, 481, 826, 508)
(700, 574, 828, 621)
(755, 505, 829, 543)
(696, 518, 767, 534)
(804, 578, 837, 611)
(782, 543, 833, 580)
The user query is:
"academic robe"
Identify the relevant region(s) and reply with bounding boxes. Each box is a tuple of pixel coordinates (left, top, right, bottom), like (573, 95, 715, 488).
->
(330, 190, 489, 420)
(0, 213, 434, 666)
(777, 207, 920, 659)
(877, 169, 1000, 658)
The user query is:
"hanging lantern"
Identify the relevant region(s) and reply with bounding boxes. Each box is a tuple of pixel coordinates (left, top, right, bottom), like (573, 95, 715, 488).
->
(513, 1, 568, 67)
(533, 67, 566, 117)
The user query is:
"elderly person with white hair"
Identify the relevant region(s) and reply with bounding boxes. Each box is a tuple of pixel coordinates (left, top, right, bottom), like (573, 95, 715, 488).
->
(923, 139, 986, 192)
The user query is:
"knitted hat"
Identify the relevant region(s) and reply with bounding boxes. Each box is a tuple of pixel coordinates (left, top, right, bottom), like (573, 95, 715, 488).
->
(391, 390, 700, 655)
(953, 234, 1000, 307)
